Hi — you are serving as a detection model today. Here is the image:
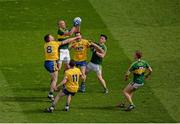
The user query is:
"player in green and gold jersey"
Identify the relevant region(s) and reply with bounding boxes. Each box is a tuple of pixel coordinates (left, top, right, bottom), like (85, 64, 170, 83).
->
(119, 50, 152, 111)
(46, 60, 84, 112)
(57, 20, 80, 71)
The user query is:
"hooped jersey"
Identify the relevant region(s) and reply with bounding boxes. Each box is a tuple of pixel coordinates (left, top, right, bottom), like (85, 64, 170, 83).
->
(57, 28, 70, 49)
(129, 60, 150, 84)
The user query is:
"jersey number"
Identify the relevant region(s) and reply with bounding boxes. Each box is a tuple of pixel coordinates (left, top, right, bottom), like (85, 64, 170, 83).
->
(47, 46, 52, 53)
(72, 74, 78, 82)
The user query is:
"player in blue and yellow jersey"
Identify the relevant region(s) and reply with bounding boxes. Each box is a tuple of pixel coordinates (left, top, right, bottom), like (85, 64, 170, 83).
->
(70, 32, 91, 92)
(57, 20, 80, 72)
(118, 50, 152, 111)
(44, 34, 81, 100)
(46, 60, 84, 112)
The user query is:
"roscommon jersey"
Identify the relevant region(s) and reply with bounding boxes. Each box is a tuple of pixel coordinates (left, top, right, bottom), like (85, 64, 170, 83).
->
(44, 41, 61, 61)
(71, 39, 91, 62)
(64, 67, 82, 93)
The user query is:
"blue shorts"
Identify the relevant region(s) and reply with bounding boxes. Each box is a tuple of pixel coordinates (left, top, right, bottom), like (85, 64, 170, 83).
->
(44, 60, 58, 73)
(75, 61, 87, 67)
(63, 88, 76, 96)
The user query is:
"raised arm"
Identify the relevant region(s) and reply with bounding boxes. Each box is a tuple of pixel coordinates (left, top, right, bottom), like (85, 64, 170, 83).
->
(96, 51, 106, 58)
(91, 42, 104, 53)
(91, 42, 106, 58)
(61, 35, 81, 45)
(68, 26, 80, 35)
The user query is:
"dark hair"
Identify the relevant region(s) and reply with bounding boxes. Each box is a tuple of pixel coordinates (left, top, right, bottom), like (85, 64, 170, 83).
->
(69, 60, 75, 67)
(44, 34, 50, 42)
(75, 32, 81, 35)
(100, 34, 107, 40)
(135, 50, 142, 59)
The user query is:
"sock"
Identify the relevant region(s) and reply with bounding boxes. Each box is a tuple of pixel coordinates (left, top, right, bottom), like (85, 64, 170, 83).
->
(66, 103, 69, 107)
(49, 91, 53, 95)
(52, 102, 56, 107)
(81, 82, 85, 85)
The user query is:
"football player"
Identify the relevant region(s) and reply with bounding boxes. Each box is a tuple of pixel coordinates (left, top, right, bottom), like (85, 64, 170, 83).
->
(118, 50, 152, 111)
(44, 34, 81, 100)
(57, 20, 80, 72)
(85, 34, 108, 93)
(46, 60, 84, 112)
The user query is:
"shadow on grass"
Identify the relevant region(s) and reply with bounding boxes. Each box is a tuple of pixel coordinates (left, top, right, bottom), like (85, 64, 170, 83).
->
(78, 105, 119, 111)
(12, 87, 48, 92)
(0, 96, 50, 102)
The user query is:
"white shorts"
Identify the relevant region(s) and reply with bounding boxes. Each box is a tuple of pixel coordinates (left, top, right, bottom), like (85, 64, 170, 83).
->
(58, 49, 70, 63)
(130, 82, 144, 89)
(86, 62, 102, 75)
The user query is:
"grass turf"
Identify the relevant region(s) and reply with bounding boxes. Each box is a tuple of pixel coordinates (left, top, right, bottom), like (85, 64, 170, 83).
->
(0, 0, 179, 122)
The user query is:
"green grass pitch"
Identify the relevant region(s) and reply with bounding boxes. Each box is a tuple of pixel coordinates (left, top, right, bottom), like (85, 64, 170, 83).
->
(0, 0, 179, 122)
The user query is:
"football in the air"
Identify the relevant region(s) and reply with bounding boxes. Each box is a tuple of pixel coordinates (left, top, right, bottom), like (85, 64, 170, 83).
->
(73, 17, 82, 26)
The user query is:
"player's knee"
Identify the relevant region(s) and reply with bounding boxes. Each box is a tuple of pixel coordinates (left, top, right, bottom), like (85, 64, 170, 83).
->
(83, 74, 87, 80)
(97, 74, 102, 80)
(98, 76, 104, 83)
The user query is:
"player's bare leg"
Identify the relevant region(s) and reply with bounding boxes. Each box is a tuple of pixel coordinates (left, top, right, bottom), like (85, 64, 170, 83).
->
(97, 73, 108, 94)
(53, 90, 66, 105)
(48, 71, 58, 100)
(79, 66, 86, 92)
(46, 90, 66, 113)
(65, 95, 72, 111)
(57, 61, 63, 71)
(123, 84, 135, 111)
(63, 60, 70, 71)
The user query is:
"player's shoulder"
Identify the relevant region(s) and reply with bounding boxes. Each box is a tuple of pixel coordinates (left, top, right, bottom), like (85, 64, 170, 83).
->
(58, 28, 63, 34)
(81, 39, 90, 43)
(140, 59, 148, 64)
(101, 43, 107, 51)
(74, 67, 81, 71)
(131, 60, 139, 67)
(51, 40, 61, 45)
(65, 68, 72, 75)
(45, 41, 55, 45)
(73, 67, 82, 74)
(66, 67, 80, 73)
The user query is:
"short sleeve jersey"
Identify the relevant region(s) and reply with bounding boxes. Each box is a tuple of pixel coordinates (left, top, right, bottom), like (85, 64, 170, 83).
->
(129, 60, 150, 84)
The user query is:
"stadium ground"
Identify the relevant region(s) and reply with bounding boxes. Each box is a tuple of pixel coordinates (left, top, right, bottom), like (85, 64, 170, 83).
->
(0, 0, 179, 122)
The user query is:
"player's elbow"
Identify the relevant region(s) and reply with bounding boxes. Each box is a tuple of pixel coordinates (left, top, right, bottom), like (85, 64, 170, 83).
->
(101, 55, 105, 58)
(100, 53, 106, 58)
(149, 67, 153, 72)
(97, 54, 104, 58)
